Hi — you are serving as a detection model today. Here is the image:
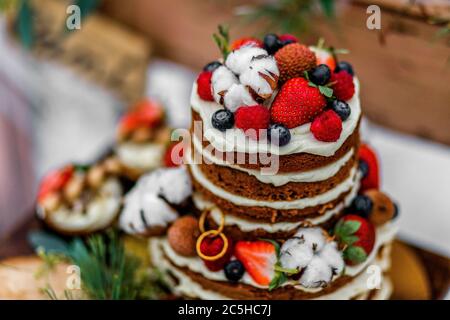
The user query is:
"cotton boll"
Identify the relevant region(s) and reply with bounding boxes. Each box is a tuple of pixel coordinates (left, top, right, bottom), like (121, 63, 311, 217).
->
(156, 167, 192, 204)
(280, 238, 314, 270)
(294, 227, 326, 252)
(226, 46, 268, 75)
(239, 56, 279, 99)
(299, 256, 333, 288)
(319, 242, 345, 275)
(211, 66, 238, 104)
(223, 84, 257, 112)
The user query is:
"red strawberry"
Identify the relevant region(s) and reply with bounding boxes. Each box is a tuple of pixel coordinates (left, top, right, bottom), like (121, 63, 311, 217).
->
(330, 71, 355, 101)
(119, 99, 164, 135)
(279, 34, 298, 43)
(199, 235, 233, 271)
(359, 144, 380, 191)
(196, 71, 214, 101)
(37, 165, 74, 202)
(235, 105, 270, 140)
(230, 37, 263, 50)
(310, 46, 336, 71)
(235, 241, 277, 286)
(271, 78, 327, 128)
(310, 110, 342, 142)
(164, 142, 184, 167)
(334, 215, 376, 265)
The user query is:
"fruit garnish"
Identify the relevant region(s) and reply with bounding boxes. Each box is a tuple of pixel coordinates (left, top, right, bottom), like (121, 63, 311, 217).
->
(310, 109, 343, 142)
(197, 231, 233, 272)
(334, 215, 376, 265)
(358, 144, 380, 191)
(118, 99, 164, 136)
(224, 260, 245, 282)
(268, 123, 291, 147)
(364, 189, 396, 226)
(271, 77, 326, 128)
(196, 71, 214, 101)
(330, 70, 355, 101)
(350, 194, 373, 218)
(279, 34, 298, 45)
(163, 141, 184, 167)
(335, 61, 354, 76)
(168, 216, 200, 257)
(275, 43, 316, 83)
(230, 37, 263, 50)
(263, 34, 282, 55)
(203, 61, 222, 72)
(308, 64, 331, 86)
(235, 105, 270, 140)
(37, 164, 74, 203)
(329, 99, 351, 121)
(211, 109, 234, 132)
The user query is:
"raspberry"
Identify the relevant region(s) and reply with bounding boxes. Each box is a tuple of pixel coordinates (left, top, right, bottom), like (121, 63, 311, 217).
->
(330, 71, 355, 101)
(310, 110, 342, 142)
(200, 235, 233, 272)
(164, 142, 184, 167)
(235, 105, 270, 140)
(230, 37, 263, 50)
(270, 78, 326, 128)
(196, 71, 214, 101)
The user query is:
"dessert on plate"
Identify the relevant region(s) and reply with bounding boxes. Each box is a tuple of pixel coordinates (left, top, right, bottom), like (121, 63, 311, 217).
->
(147, 30, 399, 300)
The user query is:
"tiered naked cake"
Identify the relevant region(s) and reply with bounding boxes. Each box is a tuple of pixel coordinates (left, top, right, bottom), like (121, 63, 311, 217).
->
(150, 31, 399, 300)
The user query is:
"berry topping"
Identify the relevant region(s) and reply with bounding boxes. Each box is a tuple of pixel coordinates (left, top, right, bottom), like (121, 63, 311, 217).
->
(330, 71, 355, 101)
(351, 195, 373, 218)
(235, 240, 277, 286)
(269, 123, 291, 147)
(308, 64, 331, 86)
(203, 61, 222, 72)
(224, 260, 245, 282)
(275, 43, 316, 83)
(164, 141, 184, 167)
(310, 110, 343, 142)
(231, 37, 263, 50)
(358, 159, 369, 179)
(334, 215, 376, 265)
(310, 46, 336, 71)
(167, 216, 200, 257)
(271, 77, 326, 128)
(335, 61, 354, 76)
(279, 34, 299, 45)
(198, 233, 233, 272)
(38, 165, 74, 202)
(364, 189, 396, 226)
(211, 109, 235, 132)
(263, 33, 283, 55)
(358, 144, 380, 191)
(196, 71, 214, 101)
(393, 203, 399, 219)
(235, 105, 270, 140)
(329, 99, 351, 121)
(118, 100, 164, 137)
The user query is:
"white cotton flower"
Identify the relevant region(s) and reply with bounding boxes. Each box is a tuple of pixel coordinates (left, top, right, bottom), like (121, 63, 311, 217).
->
(299, 256, 333, 288)
(156, 166, 192, 204)
(225, 46, 268, 75)
(319, 242, 345, 275)
(211, 66, 238, 104)
(280, 238, 314, 271)
(294, 227, 326, 252)
(223, 83, 257, 112)
(239, 55, 279, 99)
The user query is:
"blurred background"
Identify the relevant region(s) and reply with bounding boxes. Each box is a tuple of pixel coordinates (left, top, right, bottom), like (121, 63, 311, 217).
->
(0, 0, 449, 258)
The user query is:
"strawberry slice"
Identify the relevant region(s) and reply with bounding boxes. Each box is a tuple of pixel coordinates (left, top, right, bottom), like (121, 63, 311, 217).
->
(235, 241, 277, 286)
(118, 99, 164, 136)
(230, 37, 263, 50)
(310, 46, 336, 71)
(37, 165, 74, 202)
(359, 144, 380, 191)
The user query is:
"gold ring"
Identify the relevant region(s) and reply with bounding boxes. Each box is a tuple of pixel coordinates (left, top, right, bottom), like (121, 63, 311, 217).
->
(199, 208, 225, 235)
(196, 230, 228, 261)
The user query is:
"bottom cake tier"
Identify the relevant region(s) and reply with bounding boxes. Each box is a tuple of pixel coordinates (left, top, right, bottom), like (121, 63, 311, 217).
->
(149, 222, 396, 300)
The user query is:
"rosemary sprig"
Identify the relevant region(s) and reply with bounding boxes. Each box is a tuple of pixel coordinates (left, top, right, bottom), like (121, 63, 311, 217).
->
(213, 24, 231, 59)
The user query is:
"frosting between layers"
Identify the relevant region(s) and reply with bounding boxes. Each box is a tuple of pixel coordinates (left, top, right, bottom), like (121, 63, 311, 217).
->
(189, 161, 359, 210)
(116, 142, 164, 170)
(190, 78, 361, 157)
(193, 134, 355, 186)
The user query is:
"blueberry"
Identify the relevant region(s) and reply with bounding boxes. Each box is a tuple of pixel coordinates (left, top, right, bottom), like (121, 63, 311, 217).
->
(269, 124, 291, 146)
(203, 61, 222, 72)
(351, 195, 373, 218)
(329, 100, 351, 121)
(309, 64, 331, 86)
(281, 39, 295, 47)
(335, 61, 354, 76)
(212, 109, 234, 132)
(393, 202, 400, 219)
(358, 160, 369, 179)
(224, 260, 245, 282)
(263, 34, 282, 55)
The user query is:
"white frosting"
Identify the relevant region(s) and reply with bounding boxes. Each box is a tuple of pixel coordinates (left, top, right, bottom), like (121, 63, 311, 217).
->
(193, 134, 354, 186)
(190, 78, 361, 156)
(190, 161, 358, 210)
(149, 236, 393, 300)
(41, 178, 122, 233)
(116, 142, 164, 170)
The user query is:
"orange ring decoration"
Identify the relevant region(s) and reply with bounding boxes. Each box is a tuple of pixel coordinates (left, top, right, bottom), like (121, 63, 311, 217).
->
(196, 230, 229, 261)
(199, 208, 225, 235)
